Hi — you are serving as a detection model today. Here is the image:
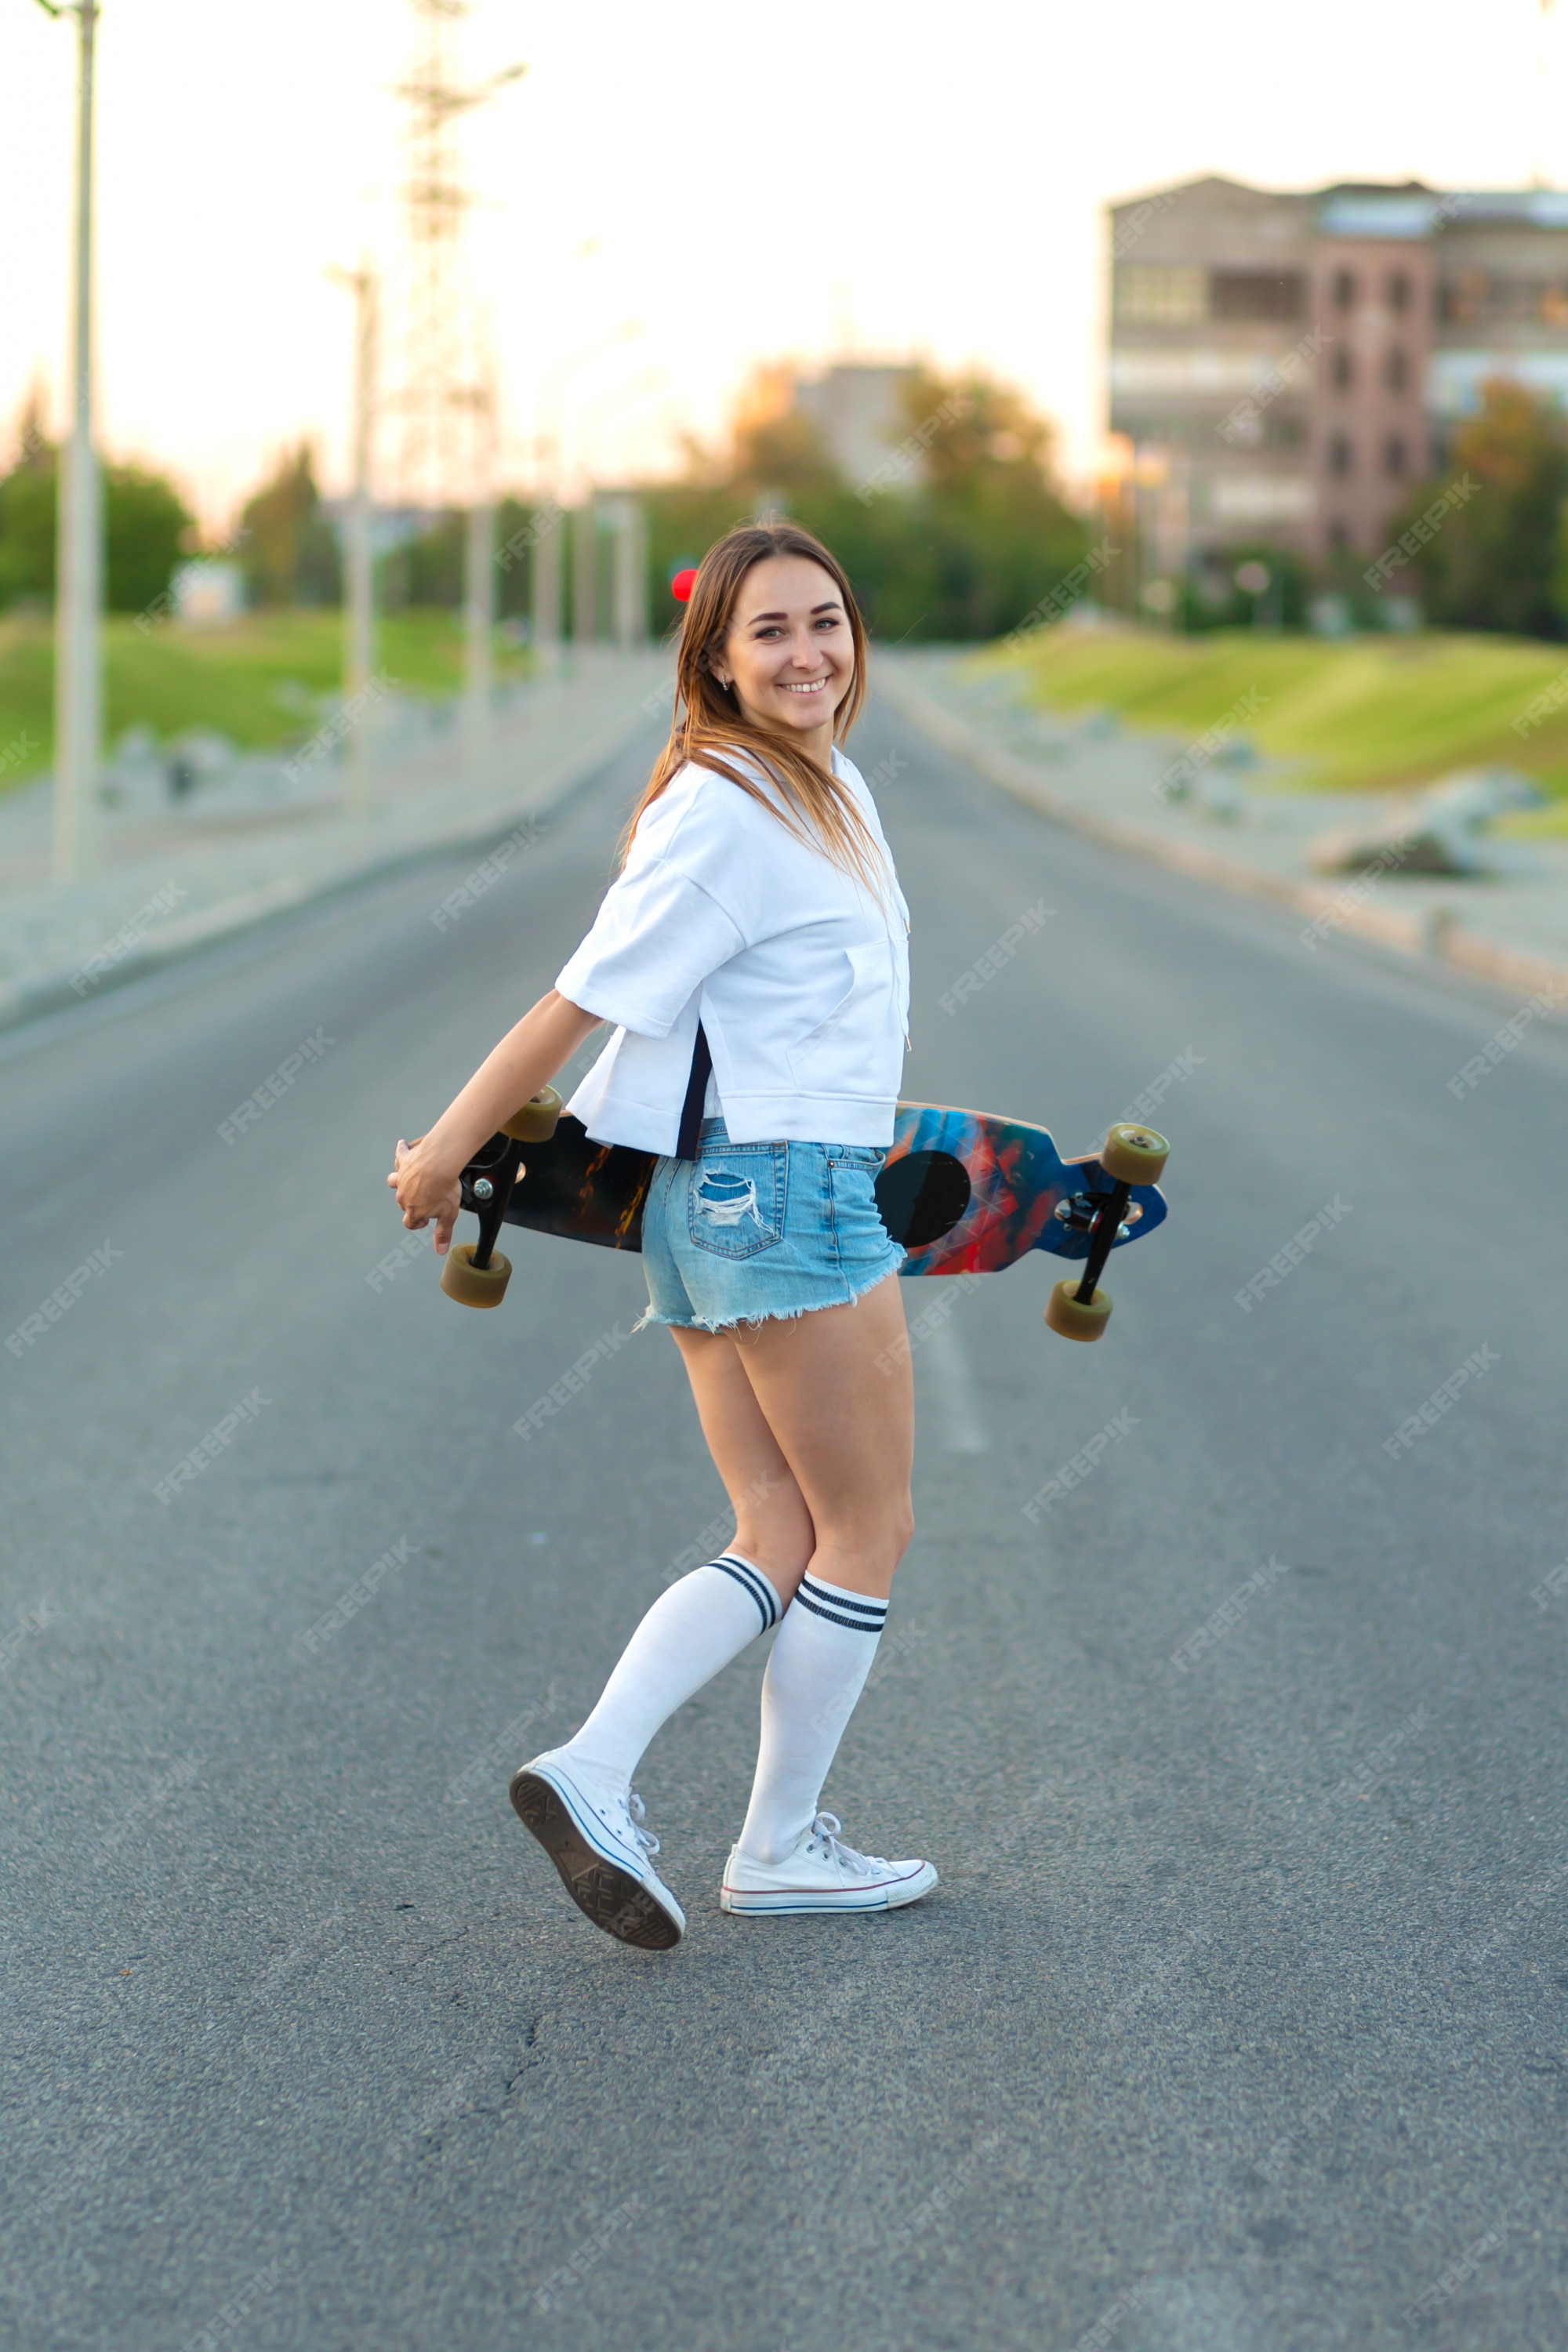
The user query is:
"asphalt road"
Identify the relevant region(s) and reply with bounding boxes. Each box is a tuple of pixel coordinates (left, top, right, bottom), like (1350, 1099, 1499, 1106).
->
(4, 690, 1568, 2352)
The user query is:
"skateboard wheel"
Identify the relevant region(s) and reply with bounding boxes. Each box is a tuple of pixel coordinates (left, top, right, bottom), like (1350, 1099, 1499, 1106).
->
(502, 1087, 561, 1144)
(1044, 1276, 1112, 1343)
(441, 1243, 513, 1308)
(1099, 1122, 1169, 1185)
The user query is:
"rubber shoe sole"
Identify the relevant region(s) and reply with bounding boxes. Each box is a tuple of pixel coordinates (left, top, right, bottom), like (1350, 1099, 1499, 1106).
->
(721, 1860, 938, 1917)
(509, 1767, 683, 1951)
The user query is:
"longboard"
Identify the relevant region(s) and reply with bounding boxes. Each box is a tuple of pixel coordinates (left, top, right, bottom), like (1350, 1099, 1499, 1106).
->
(439, 1100, 1171, 1341)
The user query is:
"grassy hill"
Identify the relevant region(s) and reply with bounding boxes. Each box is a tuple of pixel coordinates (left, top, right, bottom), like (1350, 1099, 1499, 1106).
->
(0, 611, 530, 792)
(975, 624, 1568, 800)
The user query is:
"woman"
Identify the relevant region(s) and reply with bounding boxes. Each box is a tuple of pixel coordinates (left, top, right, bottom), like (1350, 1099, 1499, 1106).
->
(389, 521, 935, 1951)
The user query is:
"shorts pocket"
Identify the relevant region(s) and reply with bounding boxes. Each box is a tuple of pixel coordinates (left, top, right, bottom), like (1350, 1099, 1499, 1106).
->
(826, 1154, 888, 1236)
(686, 1143, 787, 1260)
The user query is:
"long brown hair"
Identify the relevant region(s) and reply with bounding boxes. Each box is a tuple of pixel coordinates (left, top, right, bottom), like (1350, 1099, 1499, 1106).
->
(619, 521, 887, 897)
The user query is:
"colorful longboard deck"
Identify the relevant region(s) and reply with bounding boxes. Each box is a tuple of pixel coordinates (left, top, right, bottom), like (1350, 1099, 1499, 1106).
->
(463, 1102, 1167, 1276)
(441, 1100, 1171, 1338)
(874, 1102, 1167, 1276)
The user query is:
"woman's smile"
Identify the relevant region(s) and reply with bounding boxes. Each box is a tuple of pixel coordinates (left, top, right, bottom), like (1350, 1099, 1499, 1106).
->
(718, 553, 855, 755)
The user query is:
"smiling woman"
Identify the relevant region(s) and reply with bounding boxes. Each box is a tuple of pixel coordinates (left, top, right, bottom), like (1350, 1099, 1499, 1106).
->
(621, 520, 887, 898)
(390, 520, 936, 1949)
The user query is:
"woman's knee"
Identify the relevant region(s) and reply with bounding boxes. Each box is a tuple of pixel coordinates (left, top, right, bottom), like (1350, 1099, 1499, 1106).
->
(733, 1481, 815, 1596)
(883, 1500, 916, 1576)
(811, 1496, 914, 1584)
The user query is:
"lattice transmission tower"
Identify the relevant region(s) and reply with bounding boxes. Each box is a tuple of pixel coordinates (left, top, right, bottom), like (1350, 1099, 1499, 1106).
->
(389, 0, 523, 768)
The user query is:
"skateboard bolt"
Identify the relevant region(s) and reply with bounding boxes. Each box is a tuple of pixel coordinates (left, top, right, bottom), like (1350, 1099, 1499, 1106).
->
(474, 1178, 494, 1201)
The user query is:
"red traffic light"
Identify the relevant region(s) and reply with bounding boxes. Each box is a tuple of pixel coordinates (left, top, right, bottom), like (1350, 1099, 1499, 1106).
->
(670, 568, 698, 603)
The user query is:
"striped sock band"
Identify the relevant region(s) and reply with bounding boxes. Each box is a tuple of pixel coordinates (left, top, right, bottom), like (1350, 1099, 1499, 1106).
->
(735, 1570, 889, 1864)
(559, 1551, 783, 1790)
(710, 1553, 782, 1635)
(791, 1571, 887, 1635)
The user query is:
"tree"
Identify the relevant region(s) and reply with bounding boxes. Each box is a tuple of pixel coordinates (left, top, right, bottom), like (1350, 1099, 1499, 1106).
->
(889, 367, 1087, 639)
(640, 363, 1086, 643)
(0, 405, 194, 612)
(238, 443, 341, 607)
(383, 510, 463, 612)
(1551, 495, 1568, 633)
(1392, 380, 1568, 639)
(104, 465, 194, 613)
(0, 441, 56, 607)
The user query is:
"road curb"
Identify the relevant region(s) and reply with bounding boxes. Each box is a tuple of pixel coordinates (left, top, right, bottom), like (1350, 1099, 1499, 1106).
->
(0, 681, 670, 1036)
(877, 666, 1568, 1007)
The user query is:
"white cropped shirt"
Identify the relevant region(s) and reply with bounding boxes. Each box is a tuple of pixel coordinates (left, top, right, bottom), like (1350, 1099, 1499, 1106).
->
(554, 746, 910, 1154)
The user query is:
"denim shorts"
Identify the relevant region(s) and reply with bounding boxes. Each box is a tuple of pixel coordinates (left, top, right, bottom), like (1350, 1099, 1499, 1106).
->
(637, 1116, 906, 1334)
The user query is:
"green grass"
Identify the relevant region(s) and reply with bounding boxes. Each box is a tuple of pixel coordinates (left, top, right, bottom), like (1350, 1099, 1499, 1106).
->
(0, 610, 530, 793)
(972, 624, 1568, 800)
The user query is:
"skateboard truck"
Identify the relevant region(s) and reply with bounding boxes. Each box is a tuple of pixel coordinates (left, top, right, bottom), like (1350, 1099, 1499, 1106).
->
(440, 1088, 564, 1308)
(1043, 1123, 1169, 1343)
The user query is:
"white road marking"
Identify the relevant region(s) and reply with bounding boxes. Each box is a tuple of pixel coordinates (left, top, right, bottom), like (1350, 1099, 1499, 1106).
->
(918, 1316, 992, 1454)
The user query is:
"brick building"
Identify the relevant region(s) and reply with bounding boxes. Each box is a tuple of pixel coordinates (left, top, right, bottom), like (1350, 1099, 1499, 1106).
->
(1107, 176, 1568, 586)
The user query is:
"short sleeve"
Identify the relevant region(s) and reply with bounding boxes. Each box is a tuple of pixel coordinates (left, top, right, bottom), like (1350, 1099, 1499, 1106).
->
(554, 856, 746, 1038)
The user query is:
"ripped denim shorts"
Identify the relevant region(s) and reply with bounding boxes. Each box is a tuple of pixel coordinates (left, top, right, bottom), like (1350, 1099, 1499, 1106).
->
(637, 1116, 906, 1334)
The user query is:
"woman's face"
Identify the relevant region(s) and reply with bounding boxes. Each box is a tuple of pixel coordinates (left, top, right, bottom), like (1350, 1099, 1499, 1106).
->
(715, 555, 854, 746)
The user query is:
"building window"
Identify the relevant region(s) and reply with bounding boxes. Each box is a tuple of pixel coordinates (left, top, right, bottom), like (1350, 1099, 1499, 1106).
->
(1328, 433, 1353, 477)
(1388, 269, 1411, 312)
(1265, 414, 1308, 451)
(1114, 266, 1207, 325)
(1441, 269, 1489, 325)
(1332, 267, 1358, 310)
(1385, 345, 1409, 394)
(1468, 276, 1566, 323)
(1385, 434, 1407, 477)
(1125, 416, 1198, 448)
(1209, 270, 1307, 321)
(1331, 346, 1354, 391)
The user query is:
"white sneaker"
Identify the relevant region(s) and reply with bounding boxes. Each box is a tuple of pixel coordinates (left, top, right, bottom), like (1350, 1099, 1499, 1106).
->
(720, 1812, 938, 1917)
(510, 1749, 685, 1951)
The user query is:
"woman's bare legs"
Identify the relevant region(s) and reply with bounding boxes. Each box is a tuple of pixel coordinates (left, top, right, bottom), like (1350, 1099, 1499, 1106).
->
(513, 1290, 922, 1942)
(536, 1318, 819, 1810)
(670, 1271, 915, 1599)
(682, 1273, 920, 1873)
(667, 1327, 816, 1602)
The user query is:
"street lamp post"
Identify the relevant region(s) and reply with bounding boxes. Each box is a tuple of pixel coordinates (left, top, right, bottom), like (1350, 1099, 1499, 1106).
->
(460, 371, 496, 784)
(463, 463, 495, 782)
(328, 261, 379, 816)
(604, 495, 646, 650)
(36, 0, 102, 883)
(572, 499, 598, 648)
(530, 437, 562, 677)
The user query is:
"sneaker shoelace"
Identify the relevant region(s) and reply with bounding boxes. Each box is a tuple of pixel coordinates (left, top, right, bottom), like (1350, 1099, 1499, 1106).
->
(621, 1789, 661, 1864)
(807, 1812, 888, 1876)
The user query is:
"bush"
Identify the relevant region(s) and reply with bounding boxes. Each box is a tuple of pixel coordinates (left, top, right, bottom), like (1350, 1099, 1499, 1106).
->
(0, 441, 194, 613)
(1176, 544, 1312, 632)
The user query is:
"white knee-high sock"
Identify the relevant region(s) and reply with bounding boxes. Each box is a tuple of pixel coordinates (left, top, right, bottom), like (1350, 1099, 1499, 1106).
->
(560, 1554, 782, 1792)
(736, 1571, 887, 1864)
